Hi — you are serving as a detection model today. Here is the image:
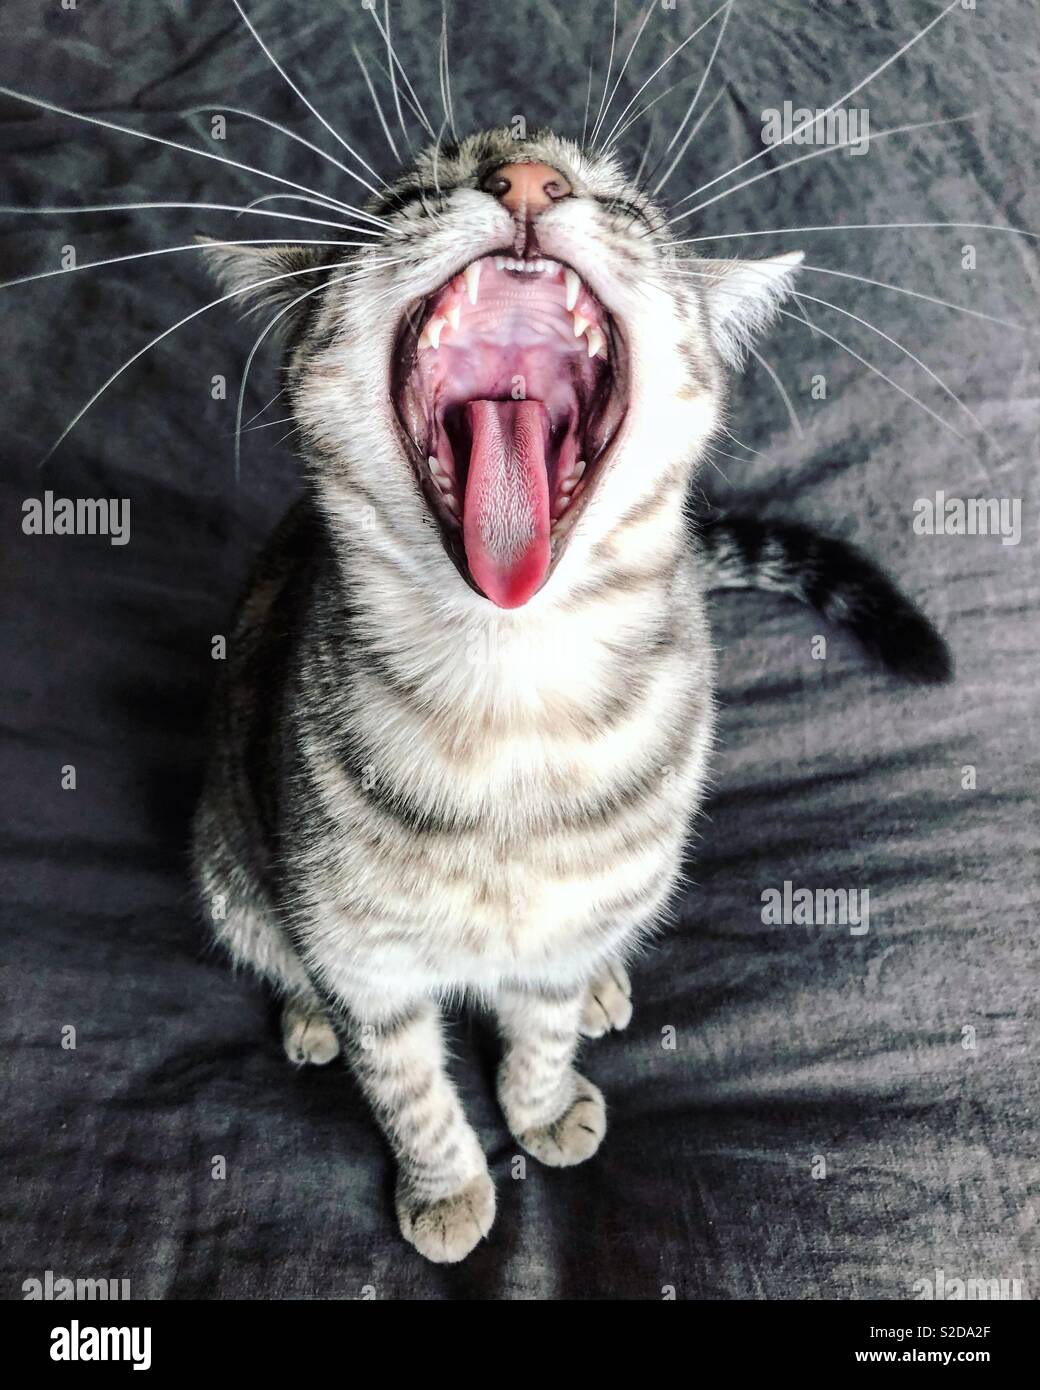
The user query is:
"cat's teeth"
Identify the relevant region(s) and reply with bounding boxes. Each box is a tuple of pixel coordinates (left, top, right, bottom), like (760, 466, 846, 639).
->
(586, 326, 605, 359)
(464, 261, 482, 304)
(419, 315, 447, 350)
(490, 255, 561, 276)
(428, 457, 455, 496)
(573, 311, 591, 339)
(564, 269, 581, 311)
(443, 493, 460, 517)
(494, 256, 561, 273)
(553, 459, 586, 514)
(446, 301, 462, 331)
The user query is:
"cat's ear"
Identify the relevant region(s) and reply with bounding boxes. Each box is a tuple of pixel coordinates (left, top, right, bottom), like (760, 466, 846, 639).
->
(694, 250, 803, 369)
(195, 236, 330, 319)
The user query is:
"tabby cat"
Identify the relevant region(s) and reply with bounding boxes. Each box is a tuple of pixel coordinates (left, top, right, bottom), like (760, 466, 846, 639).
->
(192, 129, 949, 1263)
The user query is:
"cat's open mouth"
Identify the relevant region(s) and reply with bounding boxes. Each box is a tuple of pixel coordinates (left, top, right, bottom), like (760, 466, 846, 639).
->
(392, 254, 627, 607)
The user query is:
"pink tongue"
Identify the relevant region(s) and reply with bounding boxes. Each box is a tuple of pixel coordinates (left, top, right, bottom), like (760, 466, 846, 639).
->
(463, 400, 551, 608)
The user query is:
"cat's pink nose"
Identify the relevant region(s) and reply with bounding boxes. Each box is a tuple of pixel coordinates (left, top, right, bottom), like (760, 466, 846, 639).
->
(482, 162, 572, 216)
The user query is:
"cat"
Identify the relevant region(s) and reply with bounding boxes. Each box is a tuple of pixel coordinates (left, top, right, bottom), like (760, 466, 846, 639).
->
(192, 128, 949, 1263)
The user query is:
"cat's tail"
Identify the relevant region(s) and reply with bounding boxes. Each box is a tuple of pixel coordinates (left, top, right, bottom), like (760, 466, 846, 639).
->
(697, 515, 952, 684)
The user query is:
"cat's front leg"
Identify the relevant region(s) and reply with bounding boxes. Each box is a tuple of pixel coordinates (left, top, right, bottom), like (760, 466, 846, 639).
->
(345, 994, 494, 1263)
(495, 981, 606, 1167)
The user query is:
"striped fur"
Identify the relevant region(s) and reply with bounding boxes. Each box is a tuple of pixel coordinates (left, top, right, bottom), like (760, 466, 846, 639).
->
(698, 516, 953, 683)
(192, 128, 946, 1262)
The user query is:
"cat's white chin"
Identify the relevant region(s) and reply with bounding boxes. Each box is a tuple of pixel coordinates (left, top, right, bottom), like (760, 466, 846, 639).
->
(391, 250, 628, 607)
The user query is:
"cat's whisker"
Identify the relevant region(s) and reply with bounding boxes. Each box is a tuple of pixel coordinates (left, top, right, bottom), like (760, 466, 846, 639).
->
(705, 442, 744, 467)
(235, 273, 356, 479)
(369, 0, 435, 141)
(668, 113, 980, 227)
(720, 428, 762, 458)
(645, 85, 726, 201)
(692, 272, 973, 446)
(610, 76, 684, 150)
(791, 290, 991, 440)
(40, 257, 400, 465)
(0, 199, 367, 235)
(364, 48, 429, 134)
(182, 105, 383, 203)
(238, 193, 391, 235)
(439, 2, 458, 144)
(788, 296, 820, 337)
(799, 262, 1033, 336)
(659, 263, 1000, 445)
(352, 41, 400, 163)
(589, 0, 619, 152)
(243, 389, 285, 428)
(0, 84, 374, 223)
(379, 0, 412, 150)
(659, 257, 1035, 335)
(673, 0, 962, 208)
(580, 55, 595, 147)
(699, 444, 733, 485)
(599, 1, 730, 152)
(672, 221, 1040, 247)
(235, 415, 294, 436)
(230, 0, 387, 190)
(591, 0, 656, 148)
(651, 0, 733, 195)
(632, 112, 659, 190)
(0, 238, 367, 293)
(425, 121, 452, 225)
(747, 346, 804, 438)
(777, 306, 966, 441)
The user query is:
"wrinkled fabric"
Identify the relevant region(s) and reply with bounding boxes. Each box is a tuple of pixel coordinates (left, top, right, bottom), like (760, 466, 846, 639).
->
(0, 0, 1037, 1300)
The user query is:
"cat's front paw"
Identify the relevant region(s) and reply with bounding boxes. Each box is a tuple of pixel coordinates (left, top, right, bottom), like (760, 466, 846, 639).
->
(517, 1076, 607, 1168)
(396, 1170, 496, 1264)
(281, 1000, 341, 1066)
(579, 963, 632, 1038)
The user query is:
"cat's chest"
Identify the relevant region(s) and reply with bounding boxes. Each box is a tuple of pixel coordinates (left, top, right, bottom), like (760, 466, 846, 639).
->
(368, 825, 686, 991)
(304, 584, 712, 983)
(310, 696, 704, 986)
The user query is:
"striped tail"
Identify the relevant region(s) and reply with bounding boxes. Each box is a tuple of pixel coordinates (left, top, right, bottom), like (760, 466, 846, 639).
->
(698, 516, 952, 684)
